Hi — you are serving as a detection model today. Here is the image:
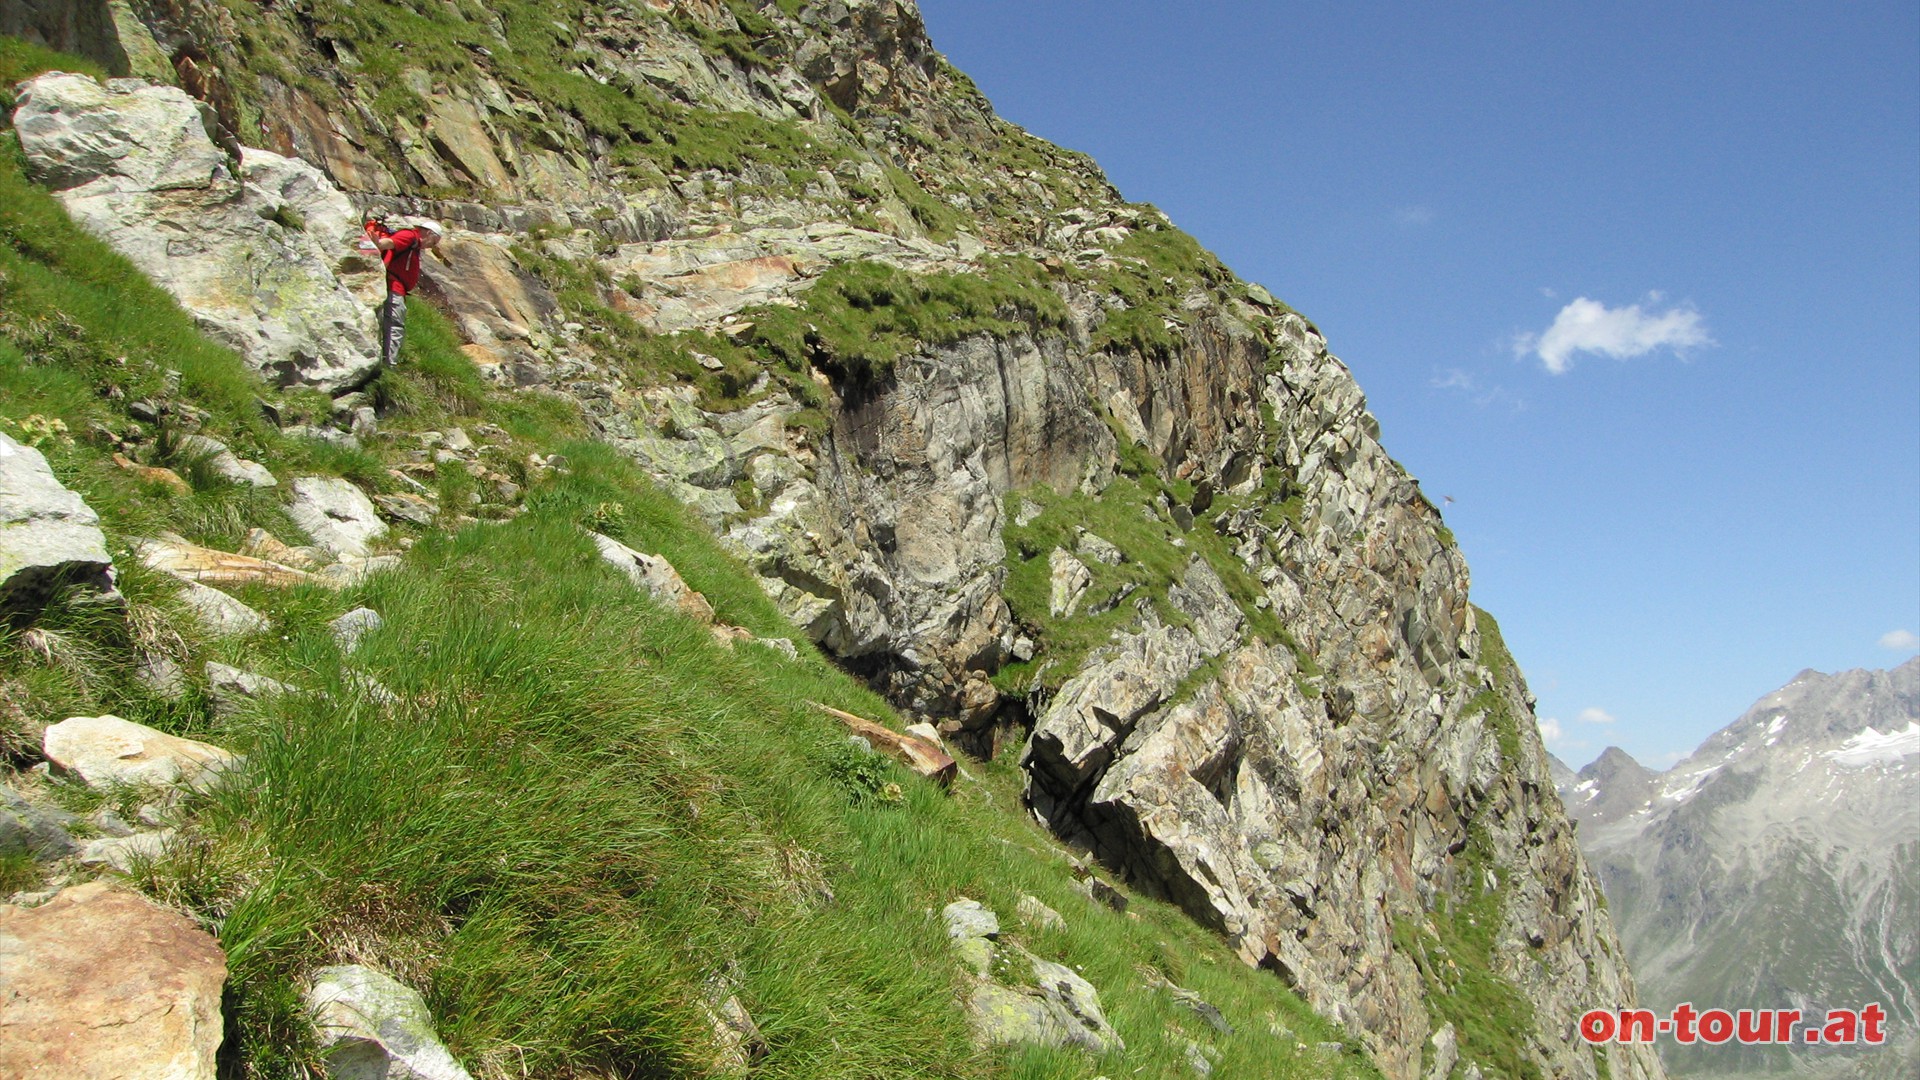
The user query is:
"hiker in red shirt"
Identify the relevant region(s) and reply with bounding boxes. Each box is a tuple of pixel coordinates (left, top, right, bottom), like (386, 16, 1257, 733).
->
(362, 216, 443, 367)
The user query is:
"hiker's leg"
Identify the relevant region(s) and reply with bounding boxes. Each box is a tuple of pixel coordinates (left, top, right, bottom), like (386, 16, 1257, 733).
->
(381, 291, 407, 367)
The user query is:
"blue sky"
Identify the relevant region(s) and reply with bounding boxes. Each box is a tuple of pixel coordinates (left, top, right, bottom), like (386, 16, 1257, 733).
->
(916, 0, 1920, 769)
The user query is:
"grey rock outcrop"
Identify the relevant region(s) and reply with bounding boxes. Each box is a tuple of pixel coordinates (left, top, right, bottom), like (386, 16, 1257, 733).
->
(0, 881, 227, 1079)
(0, 429, 118, 612)
(968, 952, 1126, 1056)
(944, 897, 1125, 1056)
(943, 897, 1000, 974)
(287, 477, 387, 559)
(11, 73, 382, 392)
(305, 964, 476, 1080)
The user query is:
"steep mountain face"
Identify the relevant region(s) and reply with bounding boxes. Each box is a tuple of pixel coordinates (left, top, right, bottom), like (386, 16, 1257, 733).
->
(1564, 659, 1920, 1078)
(5, 2, 1663, 1077)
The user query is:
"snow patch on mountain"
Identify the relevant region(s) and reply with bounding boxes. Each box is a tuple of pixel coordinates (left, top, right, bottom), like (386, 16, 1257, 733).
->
(1826, 721, 1920, 768)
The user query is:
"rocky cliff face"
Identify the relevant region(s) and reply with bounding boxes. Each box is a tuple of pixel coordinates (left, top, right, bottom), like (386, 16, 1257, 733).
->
(4, 2, 1663, 1076)
(1563, 660, 1920, 1078)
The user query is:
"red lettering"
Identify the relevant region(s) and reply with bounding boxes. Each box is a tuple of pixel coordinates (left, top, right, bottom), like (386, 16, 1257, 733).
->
(1699, 1009, 1735, 1044)
(1775, 1009, 1801, 1043)
(1619, 1008, 1656, 1044)
(1737, 1009, 1772, 1044)
(1580, 1010, 1616, 1043)
(1862, 1003, 1887, 1045)
(1672, 1002, 1699, 1044)
(1823, 1009, 1859, 1045)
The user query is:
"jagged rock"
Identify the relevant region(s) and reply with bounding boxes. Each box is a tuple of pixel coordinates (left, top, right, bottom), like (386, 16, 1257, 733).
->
(176, 578, 271, 635)
(590, 531, 716, 624)
(0, 788, 80, 859)
(286, 424, 362, 450)
(78, 828, 175, 873)
(1182, 1037, 1220, 1076)
(305, 964, 475, 1080)
(89, 807, 138, 838)
(175, 434, 277, 487)
(112, 452, 191, 494)
(138, 534, 312, 587)
(1048, 548, 1092, 618)
(1017, 895, 1067, 932)
(12, 74, 382, 392)
(970, 949, 1126, 1056)
(315, 554, 404, 587)
(812, 701, 956, 787)
(0, 881, 226, 1079)
(1166, 558, 1242, 657)
(0, 429, 118, 612)
(43, 714, 237, 792)
(205, 662, 295, 717)
(708, 623, 800, 660)
(1023, 618, 1206, 806)
(330, 607, 383, 652)
(240, 528, 327, 569)
(944, 896, 1124, 1055)
(700, 968, 769, 1072)
(943, 897, 1000, 974)
(287, 477, 387, 559)
(1426, 1022, 1458, 1080)
(134, 651, 189, 699)
(1140, 967, 1234, 1041)
(1075, 529, 1123, 566)
(375, 493, 440, 526)
(1074, 875, 1129, 913)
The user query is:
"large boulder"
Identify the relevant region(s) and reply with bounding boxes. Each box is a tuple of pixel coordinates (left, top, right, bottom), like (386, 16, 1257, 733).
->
(0, 881, 227, 1079)
(11, 73, 382, 392)
(287, 477, 387, 559)
(0, 430, 118, 613)
(42, 714, 237, 792)
(305, 964, 476, 1080)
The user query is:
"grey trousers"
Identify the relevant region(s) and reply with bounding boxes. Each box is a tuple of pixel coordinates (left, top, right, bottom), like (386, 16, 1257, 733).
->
(379, 291, 407, 367)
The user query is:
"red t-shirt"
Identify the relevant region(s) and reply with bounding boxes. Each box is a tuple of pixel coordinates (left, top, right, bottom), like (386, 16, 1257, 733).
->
(382, 228, 425, 295)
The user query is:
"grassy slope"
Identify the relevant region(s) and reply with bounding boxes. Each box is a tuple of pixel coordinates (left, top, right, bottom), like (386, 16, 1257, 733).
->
(0, 42, 1378, 1080)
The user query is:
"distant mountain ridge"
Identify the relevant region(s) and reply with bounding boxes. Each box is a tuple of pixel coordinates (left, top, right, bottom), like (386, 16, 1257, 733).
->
(1556, 658, 1920, 1078)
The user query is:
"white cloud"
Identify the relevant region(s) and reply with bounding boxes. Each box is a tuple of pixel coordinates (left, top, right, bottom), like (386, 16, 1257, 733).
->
(1577, 707, 1617, 725)
(1395, 205, 1434, 226)
(1515, 295, 1714, 374)
(1538, 716, 1566, 745)
(1880, 629, 1920, 652)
